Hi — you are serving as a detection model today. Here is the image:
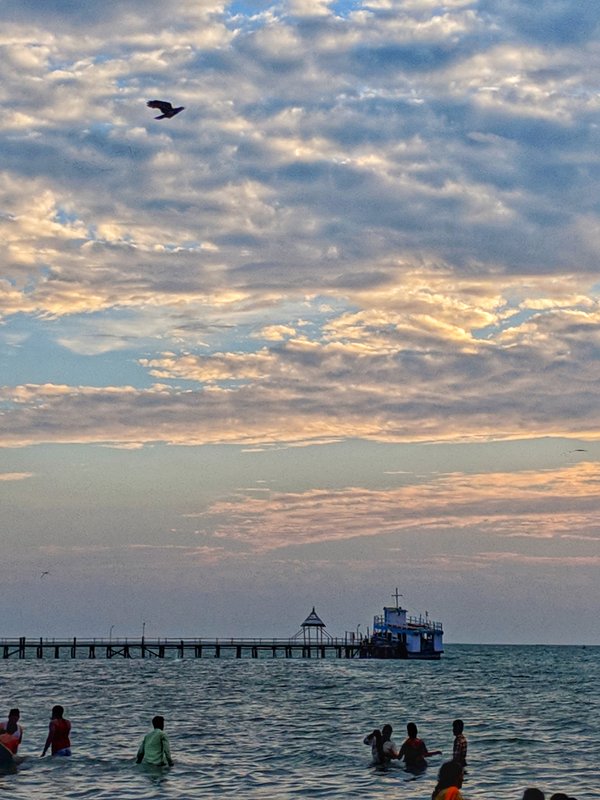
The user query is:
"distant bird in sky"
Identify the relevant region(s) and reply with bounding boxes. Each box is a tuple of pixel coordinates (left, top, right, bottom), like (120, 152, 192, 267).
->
(40, 571, 50, 578)
(146, 100, 185, 119)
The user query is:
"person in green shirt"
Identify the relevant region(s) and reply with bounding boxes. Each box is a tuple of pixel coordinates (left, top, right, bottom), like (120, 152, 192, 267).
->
(136, 716, 174, 767)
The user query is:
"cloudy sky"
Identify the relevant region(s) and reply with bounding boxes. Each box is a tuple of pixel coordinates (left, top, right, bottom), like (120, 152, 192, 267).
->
(1, 0, 598, 644)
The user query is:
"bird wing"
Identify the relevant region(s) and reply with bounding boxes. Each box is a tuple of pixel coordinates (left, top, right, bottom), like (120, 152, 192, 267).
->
(147, 100, 173, 113)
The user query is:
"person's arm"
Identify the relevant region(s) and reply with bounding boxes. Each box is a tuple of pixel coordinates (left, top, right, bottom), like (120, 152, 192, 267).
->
(136, 737, 145, 764)
(422, 740, 442, 757)
(41, 721, 54, 757)
(162, 733, 173, 766)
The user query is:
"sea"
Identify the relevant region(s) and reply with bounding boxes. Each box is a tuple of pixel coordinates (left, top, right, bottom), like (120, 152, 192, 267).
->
(0, 644, 597, 800)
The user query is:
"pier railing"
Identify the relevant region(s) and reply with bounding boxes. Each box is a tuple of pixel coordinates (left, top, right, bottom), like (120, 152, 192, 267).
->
(0, 636, 364, 660)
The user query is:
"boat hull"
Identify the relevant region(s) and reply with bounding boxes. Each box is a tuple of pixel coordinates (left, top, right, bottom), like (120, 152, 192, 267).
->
(358, 641, 442, 660)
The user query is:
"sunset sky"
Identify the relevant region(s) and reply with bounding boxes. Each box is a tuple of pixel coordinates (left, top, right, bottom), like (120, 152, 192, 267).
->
(1, 0, 598, 645)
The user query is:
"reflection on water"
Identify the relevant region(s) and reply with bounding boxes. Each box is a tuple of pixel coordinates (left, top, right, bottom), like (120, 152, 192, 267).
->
(0, 645, 596, 799)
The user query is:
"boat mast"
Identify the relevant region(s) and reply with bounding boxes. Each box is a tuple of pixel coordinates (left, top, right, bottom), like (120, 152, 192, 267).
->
(391, 587, 403, 609)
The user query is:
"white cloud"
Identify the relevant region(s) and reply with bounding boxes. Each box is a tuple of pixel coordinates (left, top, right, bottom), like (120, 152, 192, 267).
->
(0, 0, 598, 450)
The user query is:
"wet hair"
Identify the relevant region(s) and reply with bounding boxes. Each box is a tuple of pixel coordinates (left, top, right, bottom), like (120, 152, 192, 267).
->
(432, 760, 463, 800)
(550, 795, 577, 800)
(51, 705, 64, 719)
(407, 722, 418, 738)
(370, 729, 384, 764)
(5, 721, 17, 734)
(382, 724, 393, 739)
(152, 715, 165, 729)
(452, 719, 464, 734)
(5, 709, 19, 734)
(522, 790, 545, 800)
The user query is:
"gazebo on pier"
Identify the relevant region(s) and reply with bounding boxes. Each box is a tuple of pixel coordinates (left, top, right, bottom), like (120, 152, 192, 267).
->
(292, 607, 332, 646)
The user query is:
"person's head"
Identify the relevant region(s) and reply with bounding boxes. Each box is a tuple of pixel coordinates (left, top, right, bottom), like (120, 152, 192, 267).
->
(406, 722, 418, 738)
(522, 789, 544, 800)
(152, 715, 165, 730)
(51, 705, 64, 719)
(435, 760, 464, 790)
(550, 795, 576, 800)
(452, 719, 464, 735)
(6, 709, 20, 734)
(382, 724, 393, 740)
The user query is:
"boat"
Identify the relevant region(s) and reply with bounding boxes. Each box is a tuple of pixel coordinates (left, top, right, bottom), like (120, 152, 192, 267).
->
(358, 589, 444, 659)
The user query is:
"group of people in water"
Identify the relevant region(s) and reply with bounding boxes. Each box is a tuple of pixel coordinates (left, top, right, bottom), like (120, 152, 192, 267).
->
(364, 720, 578, 800)
(0, 706, 174, 767)
(0, 706, 583, 797)
(364, 719, 463, 772)
(0, 706, 72, 760)
(364, 718, 465, 799)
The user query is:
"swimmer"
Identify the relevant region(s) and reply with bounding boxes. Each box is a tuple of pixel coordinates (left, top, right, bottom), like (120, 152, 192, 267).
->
(41, 705, 71, 757)
(522, 790, 544, 800)
(399, 722, 441, 772)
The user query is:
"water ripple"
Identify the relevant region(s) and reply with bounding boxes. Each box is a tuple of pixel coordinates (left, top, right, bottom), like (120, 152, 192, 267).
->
(0, 645, 596, 799)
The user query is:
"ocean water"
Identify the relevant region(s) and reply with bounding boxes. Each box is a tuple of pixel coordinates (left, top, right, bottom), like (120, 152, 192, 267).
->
(0, 644, 596, 800)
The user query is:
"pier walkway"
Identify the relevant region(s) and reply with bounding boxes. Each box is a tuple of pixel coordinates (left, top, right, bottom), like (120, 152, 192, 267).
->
(1, 636, 363, 660)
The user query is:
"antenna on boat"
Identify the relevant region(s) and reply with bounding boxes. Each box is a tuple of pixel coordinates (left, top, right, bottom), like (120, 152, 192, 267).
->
(392, 588, 403, 608)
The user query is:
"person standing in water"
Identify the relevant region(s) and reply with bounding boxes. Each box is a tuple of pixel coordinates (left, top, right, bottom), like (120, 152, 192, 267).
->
(41, 705, 71, 757)
(452, 719, 467, 768)
(381, 724, 400, 760)
(399, 722, 441, 772)
(136, 716, 174, 767)
(0, 709, 23, 755)
(363, 728, 385, 765)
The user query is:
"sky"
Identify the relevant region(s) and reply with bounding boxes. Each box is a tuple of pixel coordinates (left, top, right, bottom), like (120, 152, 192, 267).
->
(0, 0, 599, 645)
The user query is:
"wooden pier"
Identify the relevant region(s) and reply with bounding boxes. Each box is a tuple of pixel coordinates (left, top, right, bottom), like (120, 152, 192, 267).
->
(0, 636, 363, 660)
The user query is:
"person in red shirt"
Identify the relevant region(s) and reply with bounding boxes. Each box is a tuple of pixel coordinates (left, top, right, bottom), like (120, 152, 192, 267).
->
(41, 705, 71, 757)
(399, 722, 441, 772)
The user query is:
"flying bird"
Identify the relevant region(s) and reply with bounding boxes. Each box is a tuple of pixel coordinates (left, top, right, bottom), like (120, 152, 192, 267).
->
(146, 100, 185, 119)
(40, 571, 50, 578)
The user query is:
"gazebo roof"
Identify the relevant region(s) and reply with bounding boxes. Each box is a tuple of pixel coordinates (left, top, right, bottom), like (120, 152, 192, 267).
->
(301, 607, 326, 628)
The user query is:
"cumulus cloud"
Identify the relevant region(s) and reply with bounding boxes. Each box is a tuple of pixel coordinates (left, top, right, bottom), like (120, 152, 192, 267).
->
(0, 0, 598, 450)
